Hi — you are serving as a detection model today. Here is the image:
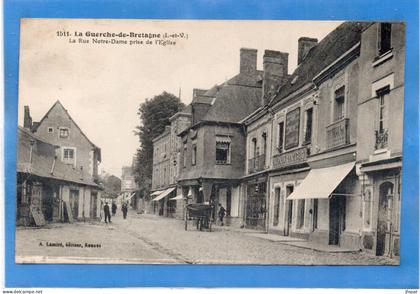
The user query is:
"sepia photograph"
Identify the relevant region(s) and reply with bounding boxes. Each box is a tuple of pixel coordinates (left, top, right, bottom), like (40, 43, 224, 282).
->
(15, 18, 405, 265)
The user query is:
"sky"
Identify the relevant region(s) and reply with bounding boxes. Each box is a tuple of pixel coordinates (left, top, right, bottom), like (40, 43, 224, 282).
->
(18, 19, 342, 177)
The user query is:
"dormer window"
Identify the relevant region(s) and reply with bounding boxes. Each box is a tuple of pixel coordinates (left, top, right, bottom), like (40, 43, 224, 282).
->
(59, 127, 69, 138)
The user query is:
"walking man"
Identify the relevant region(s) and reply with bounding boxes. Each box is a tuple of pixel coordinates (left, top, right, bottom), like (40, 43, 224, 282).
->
(122, 202, 128, 219)
(104, 202, 111, 223)
(111, 201, 117, 216)
(218, 203, 226, 226)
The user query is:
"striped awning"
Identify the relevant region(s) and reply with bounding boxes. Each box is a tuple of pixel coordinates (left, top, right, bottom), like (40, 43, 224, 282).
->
(152, 187, 176, 201)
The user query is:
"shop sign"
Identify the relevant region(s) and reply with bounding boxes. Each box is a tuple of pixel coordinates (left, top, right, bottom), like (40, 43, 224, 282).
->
(272, 147, 307, 169)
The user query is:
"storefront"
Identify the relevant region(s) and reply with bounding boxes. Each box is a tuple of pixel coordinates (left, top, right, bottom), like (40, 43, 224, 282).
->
(151, 186, 176, 217)
(286, 161, 362, 249)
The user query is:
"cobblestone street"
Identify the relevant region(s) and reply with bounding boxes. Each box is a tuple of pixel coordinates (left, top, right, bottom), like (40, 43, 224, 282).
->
(16, 209, 398, 265)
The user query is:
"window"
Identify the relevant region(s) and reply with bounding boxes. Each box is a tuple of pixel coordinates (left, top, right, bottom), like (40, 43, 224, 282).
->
(297, 199, 305, 229)
(183, 144, 187, 168)
(333, 86, 345, 121)
(278, 121, 284, 153)
(378, 23, 392, 56)
(262, 133, 267, 156)
(62, 147, 76, 166)
(304, 108, 313, 144)
(48, 127, 54, 133)
(251, 138, 257, 158)
(191, 144, 197, 166)
(59, 127, 69, 138)
(216, 142, 230, 164)
(375, 86, 390, 149)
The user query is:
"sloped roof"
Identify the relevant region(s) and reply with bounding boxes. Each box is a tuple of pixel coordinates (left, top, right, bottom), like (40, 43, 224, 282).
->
(17, 127, 98, 187)
(201, 71, 263, 123)
(33, 100, 101, 161)
(269, 22, 371, 106)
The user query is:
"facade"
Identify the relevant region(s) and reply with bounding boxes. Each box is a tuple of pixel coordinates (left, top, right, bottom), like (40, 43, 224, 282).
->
(149, 22, 405, 258)
(17, 127, 100, 225)
(21, 101, 103, 223)
(150, 107, 191, 218)
(120, 166, 138, 208)
(25, 100, 102, 182)
(177, 48, 264, 227)
(356, 22, 405, 257)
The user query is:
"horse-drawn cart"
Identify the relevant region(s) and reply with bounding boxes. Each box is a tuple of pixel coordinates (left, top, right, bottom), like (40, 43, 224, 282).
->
(185, 203, 213, 231)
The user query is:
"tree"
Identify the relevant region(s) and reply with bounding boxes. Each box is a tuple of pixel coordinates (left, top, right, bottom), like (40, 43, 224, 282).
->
(133, 91, 185, 195)
(98, 172, 122, 198)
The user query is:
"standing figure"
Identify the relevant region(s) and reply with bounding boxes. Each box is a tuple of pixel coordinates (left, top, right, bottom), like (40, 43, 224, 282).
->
(122, 202, 128, 219)
(104, 202, 111, 223)
(218, 203, 226, 226)
(111, 201, 117, 216)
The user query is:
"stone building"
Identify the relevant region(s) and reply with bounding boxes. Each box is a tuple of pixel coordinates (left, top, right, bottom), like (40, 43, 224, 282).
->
(22, 101, 102, 222)
(17, 127, 100, 225)
(177, 48, 263, 227)
(150, 106, 191, 218)
(356, 22, 405, 257)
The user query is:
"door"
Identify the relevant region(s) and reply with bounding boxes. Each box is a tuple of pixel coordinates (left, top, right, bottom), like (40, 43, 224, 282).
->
(245, 182, 267, 229)
(90, 192, 98, 219)
(69, 189, 79, 219)
(376, 182, 394, 256)
(285, 185, 294, 236)
(312, 199, 318, 231)
(273, 187, 281, 226)
(329, 196, 346, 245)
(41, 185, 54, 222)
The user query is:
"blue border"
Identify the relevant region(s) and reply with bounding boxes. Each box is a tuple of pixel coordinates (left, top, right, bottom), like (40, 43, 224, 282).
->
(4, 0, 419, 288)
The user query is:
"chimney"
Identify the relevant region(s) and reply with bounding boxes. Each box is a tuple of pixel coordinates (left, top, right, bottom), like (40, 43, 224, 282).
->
(192, 88, 207, 102)
(240, 48, 257, 74)
(23, 106, 32, 130)
(262, 50, 289, 105)
(298, 37, 318, 65)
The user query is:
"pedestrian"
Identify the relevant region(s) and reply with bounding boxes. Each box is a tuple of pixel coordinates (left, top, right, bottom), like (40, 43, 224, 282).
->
(111, 201, 117, 216)
(122, 202, 128, 219)
(218, 203, 226, 226)
(104, 202, 111, 223)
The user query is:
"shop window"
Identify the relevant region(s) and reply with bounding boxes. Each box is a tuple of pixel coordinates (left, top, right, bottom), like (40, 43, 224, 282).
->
(297, 199, 305, 229)
(216, 136, 231, 165)
(191, 144, 197, 166)
(303, 108, 313, 145)
(378, 23, 392, 56)
(62, 147, 76, 166)
(59, 127, 69, 138)
(278, 121, 284, 153)
(333, 86, 345, 121)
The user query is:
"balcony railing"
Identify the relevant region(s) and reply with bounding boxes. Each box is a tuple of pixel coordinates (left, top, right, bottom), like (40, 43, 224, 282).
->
(375, 129, 389, 150)
(248, 154, 266, 174)
(326, 118, 350, 149)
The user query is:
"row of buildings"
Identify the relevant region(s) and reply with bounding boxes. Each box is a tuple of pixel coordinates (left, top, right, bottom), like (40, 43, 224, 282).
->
(148, 22, 405, 258)
(17, 101, 103, 225)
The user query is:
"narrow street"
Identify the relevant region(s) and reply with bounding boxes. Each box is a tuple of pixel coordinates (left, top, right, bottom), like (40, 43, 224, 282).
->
(16, 209, 398, 265)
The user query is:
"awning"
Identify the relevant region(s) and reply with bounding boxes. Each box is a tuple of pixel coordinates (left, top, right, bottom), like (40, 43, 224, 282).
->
(150, 190, 164, 196)
(169, 194, 184, 201)
(287, 162, 355, 200)
(152, 187, 176, 201)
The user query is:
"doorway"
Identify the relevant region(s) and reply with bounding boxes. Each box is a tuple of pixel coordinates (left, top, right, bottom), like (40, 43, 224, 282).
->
(376, 182, 394, 256)
(69, 189, 79, 219)
(329, 196, 346, 245)
(285, 185, 294, 236)
(42, 185, 54, 222)
(90, 192, 98, 219)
